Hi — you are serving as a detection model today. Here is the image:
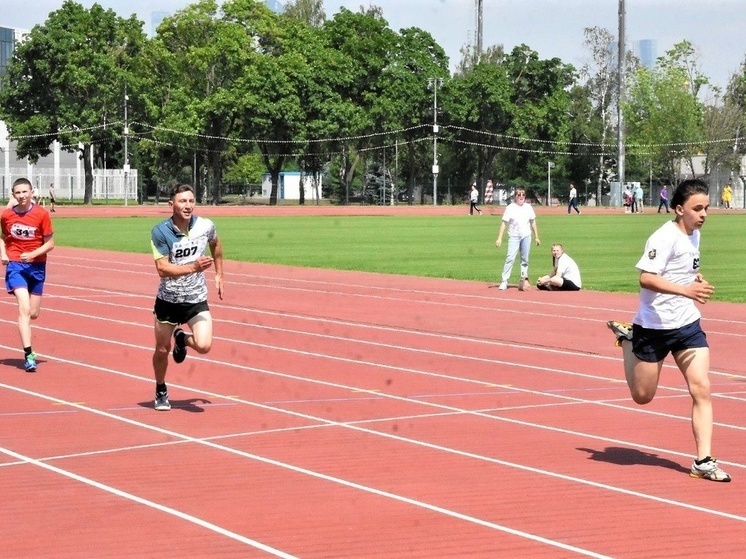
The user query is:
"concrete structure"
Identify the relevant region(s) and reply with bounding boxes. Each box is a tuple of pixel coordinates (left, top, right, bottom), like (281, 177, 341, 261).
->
(262, 172, 322, 201)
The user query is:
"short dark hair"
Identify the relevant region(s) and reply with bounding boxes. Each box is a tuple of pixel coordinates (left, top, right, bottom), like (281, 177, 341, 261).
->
(170, 184, 194, 200)
(670, 179, 708, 209)
(12, 177, 32, 192)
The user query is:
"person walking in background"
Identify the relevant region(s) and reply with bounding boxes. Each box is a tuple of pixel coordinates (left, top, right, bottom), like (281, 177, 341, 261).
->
(469, 183, 482, 215)
(48, 182, 57, 212)
(567, 182, 581, 214)
(150, 184, 224, 411)
(721, 183, 732, 209)
(536, 243, 581, 291)
(607, 179, 730, 482)
(657, 184, 670, 213)
(0, 178, 55, 372)
(495, 188, 540, 291)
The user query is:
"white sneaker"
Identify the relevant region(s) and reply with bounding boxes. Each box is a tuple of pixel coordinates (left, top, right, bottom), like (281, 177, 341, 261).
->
(498, 281, 508, 290)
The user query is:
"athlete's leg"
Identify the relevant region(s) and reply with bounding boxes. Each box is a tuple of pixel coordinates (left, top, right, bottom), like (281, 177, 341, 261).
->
(620, 339, 663, 404)
(153, 319, 176, 384)
(13, 288, 33, 348)
(186, 311, 213, 354)
(501, 237, 520, 283)
(518, 235, 532, 279)
(674, 347, 713, 460)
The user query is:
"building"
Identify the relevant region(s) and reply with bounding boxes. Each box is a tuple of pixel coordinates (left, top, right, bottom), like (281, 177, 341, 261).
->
(634, 39, 657, 70)
(262, 172, 322, 201)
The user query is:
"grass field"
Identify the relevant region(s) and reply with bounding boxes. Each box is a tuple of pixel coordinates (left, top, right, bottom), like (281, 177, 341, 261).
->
(53, 211, 746, 302)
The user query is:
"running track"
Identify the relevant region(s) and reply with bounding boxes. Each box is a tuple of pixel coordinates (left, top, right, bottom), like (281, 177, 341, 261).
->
(2, 245, 745, 558)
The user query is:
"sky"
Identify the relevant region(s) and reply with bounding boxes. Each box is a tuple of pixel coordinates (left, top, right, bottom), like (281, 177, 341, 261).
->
(3, 0, 744, 93)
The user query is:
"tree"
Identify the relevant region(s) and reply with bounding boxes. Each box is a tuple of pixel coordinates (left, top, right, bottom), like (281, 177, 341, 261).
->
(283, 0, 325, 27)
(0, 0, 147, 203)
(371, 26, 449, 204)
(578, 26, 618, 201)
(321, 7, 397, 204)
(625, 63, 704, 184)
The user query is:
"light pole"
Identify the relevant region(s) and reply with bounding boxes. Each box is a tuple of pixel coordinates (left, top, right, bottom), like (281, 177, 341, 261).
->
(123, 87, 130, 206)
(547, 161, 555, 206)
(428, 77, 443, 206)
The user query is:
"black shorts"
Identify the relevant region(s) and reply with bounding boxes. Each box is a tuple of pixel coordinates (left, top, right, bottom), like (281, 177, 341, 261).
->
(154, 298, 209, 325)
(632, 319, 708, 363)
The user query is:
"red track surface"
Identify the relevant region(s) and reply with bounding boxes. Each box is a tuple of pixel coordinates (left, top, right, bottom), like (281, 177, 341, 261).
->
(2, 207, 746, 557)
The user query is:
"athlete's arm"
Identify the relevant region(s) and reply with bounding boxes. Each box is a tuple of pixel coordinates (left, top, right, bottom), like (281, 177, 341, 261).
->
(639, 271, 713, 304)
(209, 236, 224, 300)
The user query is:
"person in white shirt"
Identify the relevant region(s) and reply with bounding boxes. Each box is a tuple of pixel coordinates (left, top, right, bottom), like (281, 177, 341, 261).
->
(536, 244, 581, 290)
(567, 183, 580, 214)
(607, 179, 730, 482)
(495, 188, 540, 291)
(469, 183, 482, 215)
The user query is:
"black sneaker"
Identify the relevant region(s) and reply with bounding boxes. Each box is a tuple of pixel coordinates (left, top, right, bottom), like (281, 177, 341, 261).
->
(154, 391, 171, 411)
(172, 327, 187, 364)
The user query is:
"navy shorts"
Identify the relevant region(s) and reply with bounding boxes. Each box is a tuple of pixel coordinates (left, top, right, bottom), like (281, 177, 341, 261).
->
(632, 319, 708, 363)
(153, 298, 209, 325)
(6, 261, 47, 295)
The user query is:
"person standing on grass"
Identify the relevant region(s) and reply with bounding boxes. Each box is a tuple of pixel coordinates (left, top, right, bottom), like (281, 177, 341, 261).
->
(607, 178, 731, 482)
(495, 188, 540, 291)
(150, 184, 224, 411)
(469, 183, 482, 215)
(0, 178, 55, 372)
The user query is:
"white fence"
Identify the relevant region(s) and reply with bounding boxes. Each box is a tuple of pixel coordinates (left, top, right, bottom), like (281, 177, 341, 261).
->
(1, 167, 138, 203)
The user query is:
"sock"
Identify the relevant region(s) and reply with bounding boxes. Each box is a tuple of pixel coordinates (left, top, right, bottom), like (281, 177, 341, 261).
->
(24, 347, 33, 356)
(156, 383, 167, 395)
(695, 456, 713, 465)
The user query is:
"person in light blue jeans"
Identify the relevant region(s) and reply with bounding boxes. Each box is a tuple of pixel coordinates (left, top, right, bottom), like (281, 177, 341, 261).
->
(495, 188, 541, 291)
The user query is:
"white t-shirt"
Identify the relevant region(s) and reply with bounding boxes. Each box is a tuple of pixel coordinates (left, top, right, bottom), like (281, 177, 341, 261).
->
(470, 188, 478, 203)
(502, 202, 536, 239)
(633, 220, 701, 329)
(556, 253, 581, 287)
(569, 187, 577, 200)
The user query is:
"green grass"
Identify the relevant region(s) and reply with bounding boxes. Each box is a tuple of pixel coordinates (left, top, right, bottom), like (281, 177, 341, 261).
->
(52, 211, 746, 303)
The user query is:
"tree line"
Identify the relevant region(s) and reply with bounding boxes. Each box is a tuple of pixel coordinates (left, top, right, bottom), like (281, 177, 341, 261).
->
(1, 0, 745, 205)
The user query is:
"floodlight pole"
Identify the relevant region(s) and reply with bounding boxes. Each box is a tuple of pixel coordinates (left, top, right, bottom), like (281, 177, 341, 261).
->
(428, 77, 443, 206)
(123, 86, 130, 206)
(617, 0, 626, 189)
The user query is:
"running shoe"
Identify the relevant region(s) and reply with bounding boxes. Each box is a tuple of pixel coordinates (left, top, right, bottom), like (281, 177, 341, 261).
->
(690, 457, 731, 482)
(518, 278, 530, 291)
(154, 391, 171, 411)
(498, 281, 508, 290)
(24, 353, 37, 372)
(172, 327, 187, 364)
(607, 320, 633, 347)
